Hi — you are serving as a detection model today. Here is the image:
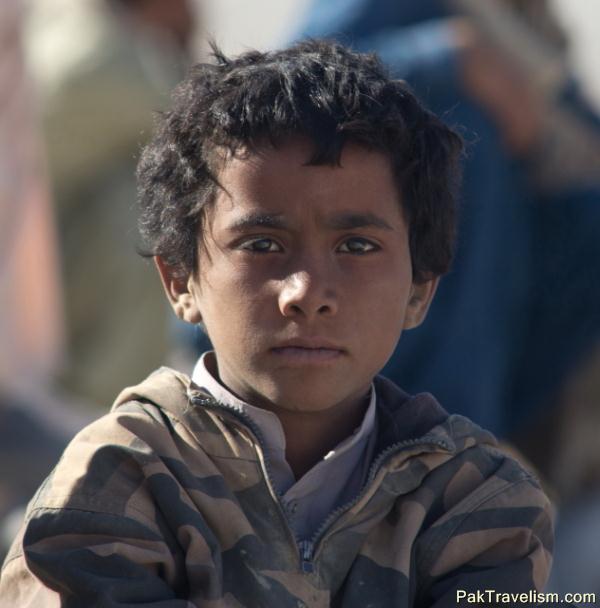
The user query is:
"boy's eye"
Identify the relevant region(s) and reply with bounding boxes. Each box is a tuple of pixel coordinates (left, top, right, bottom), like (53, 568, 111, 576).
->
(240, 237, 283, 253)
(337, 237, 379, 254)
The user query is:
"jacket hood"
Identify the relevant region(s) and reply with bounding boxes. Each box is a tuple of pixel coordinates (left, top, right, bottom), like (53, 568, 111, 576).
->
(373, 375, 497, 455)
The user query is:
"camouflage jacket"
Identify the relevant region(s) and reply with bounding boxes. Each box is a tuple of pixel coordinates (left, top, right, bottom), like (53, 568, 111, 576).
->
(0, 368, 553, 607)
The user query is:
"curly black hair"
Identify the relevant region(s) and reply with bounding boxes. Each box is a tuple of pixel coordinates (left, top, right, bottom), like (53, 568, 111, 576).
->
(137, 39, 463, 282)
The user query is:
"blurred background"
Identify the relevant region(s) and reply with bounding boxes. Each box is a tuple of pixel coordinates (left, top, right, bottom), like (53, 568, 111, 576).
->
(1, 0, 599, 595)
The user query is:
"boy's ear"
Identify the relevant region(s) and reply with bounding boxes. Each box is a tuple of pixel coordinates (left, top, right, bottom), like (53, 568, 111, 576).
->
(403, 277, 439, 330)
(154, 256, 203, 324)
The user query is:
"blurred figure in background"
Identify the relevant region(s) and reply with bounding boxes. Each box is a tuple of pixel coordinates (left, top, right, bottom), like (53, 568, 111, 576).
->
(1, 0, 199, 561)
(293, 0, 600, 593)
(23, 0, 197, 408)
(0, 0, 89, 561)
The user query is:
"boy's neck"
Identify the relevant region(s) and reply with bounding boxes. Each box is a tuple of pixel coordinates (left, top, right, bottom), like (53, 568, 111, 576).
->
(274, 395, 370, 480)
(202, 353, 371, 479)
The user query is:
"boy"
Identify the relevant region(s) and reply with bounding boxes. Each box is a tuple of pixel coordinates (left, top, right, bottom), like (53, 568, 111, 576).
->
(0, 40, 552, 606)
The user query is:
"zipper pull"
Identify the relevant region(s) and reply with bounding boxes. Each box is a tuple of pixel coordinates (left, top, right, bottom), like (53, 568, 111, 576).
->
(298, 540, 314, 573)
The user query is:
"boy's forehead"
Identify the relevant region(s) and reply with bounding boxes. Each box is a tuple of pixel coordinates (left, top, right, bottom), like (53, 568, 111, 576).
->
(210, 138, 402, 221)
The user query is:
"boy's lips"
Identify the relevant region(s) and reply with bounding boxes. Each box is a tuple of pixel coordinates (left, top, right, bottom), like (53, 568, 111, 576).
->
(269, 338, 346, 364)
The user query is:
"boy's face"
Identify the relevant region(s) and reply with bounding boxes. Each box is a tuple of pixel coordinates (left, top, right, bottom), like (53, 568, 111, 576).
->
(157, 138, 437, 414)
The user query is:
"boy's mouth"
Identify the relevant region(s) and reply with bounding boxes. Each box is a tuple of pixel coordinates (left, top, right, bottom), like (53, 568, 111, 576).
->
(270, 339, 345, 364)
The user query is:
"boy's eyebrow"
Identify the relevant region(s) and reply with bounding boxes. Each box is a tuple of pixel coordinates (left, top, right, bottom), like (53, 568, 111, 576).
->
(325, 212, 395, 231)
(226, 213, 288, 232)
(225, 211, 395, 232)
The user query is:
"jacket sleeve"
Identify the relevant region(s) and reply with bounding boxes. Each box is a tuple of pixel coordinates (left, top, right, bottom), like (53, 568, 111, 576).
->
(0, 404, 199, 607)
(417, 468, 555, 608)
(0, 508, 193, 608)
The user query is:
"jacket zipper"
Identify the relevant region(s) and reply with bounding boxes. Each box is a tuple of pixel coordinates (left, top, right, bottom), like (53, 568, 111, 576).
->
(299, 436, 453, 566)
(191, 393, 451, 573)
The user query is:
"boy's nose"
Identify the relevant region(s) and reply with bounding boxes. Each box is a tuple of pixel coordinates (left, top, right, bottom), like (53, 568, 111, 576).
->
(278, 269, 339, 320)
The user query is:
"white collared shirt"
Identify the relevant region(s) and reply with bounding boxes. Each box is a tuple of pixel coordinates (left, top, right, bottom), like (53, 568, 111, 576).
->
(192, 352, 378, 541)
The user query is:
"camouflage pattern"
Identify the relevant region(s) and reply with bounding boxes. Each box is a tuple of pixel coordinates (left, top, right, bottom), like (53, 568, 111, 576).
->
(0, 368, 553, 607)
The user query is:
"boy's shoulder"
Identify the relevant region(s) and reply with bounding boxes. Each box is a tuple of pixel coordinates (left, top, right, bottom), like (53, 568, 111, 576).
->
(9, 368, 255, 522)
(111, 365, 194, 419)
(373, 371, 548, 510)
